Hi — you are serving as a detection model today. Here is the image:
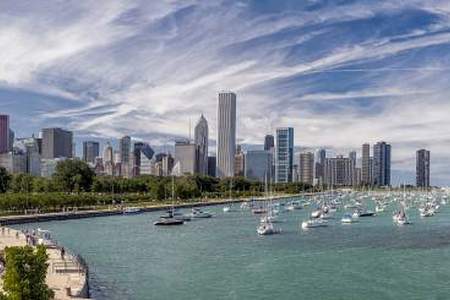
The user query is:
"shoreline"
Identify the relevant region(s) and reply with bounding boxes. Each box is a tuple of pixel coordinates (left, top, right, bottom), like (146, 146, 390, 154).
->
(0, 194, 301, 225)
(0, 227, 89, 299)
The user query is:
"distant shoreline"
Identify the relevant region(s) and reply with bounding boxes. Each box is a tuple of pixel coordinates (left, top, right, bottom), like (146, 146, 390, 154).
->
(0, 194, 301, 225)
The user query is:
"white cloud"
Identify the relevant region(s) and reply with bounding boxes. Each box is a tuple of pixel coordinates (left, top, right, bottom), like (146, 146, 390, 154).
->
(1, 0, 450, 184)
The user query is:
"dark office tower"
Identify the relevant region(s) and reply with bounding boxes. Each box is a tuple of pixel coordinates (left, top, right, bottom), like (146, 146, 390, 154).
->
(208, 156, 216, 178)
(314, 149, 326, 185)
(132, 142, 154, 177)
(36, 138, 42, 155)
(349, 151, 357, 163)
(264, 135, 275, 151)
(41, 128, 73, 159)
(0, 115, 9, 154)
(83, 141, 100, 164)
(373, 141, 391, 186)
(361, 143, 371, 185)
(120, 136, 131, 177)
(416, 149, 430, 188)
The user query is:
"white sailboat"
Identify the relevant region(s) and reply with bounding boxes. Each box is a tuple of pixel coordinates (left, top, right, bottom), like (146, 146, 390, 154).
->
(154, 176, 185, 226)
(257, 174, 280, 235)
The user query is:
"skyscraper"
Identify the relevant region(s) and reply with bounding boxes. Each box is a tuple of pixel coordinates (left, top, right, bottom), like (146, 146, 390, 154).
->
(132, 142, 154, 177)
(0, 115, 10, 154)
(234, 145, 245, 177)
(83, 141, 100, 164)
(103, 142, 114, 176)
(416, 149, 430, 188)
(14, 137, 41, 176)
(8, 129, 14, 152)
(245, 150, 272, 182)
(264, 135, 275, 151)
(373, 141, 391, 186)
(41, 128, 73, 159)
(361, 143, 371, 185)
(275, 127, 294, 183)
(174, 140, 198, 175)
(299, 152, 314, 185)
(314, 149, 326, 185)
(208, 156, 216, 177)
(120, 136, 131, 177)
(217, 92, 236, 178)
(324, 155, 354, 187)
(194, 114, 209, 175)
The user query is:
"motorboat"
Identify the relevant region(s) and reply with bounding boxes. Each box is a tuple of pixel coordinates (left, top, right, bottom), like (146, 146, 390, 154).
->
(301, 219, 328, 230)
(190, 208, 212, 219)
(154, 218, 184, 226)
(375, 205, 386, 213)
(420, 208, 435, 218)
(353, 209, 375, 218)
(123, 207, 142, 214)
(240, 202, 250, 209)
(286, 201, 303, 211)
(252, 207, 268, 215)
(341, 213, 357, 224)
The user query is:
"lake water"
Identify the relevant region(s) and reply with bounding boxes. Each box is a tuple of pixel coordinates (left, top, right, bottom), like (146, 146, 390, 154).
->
(14, 196, 450, 300)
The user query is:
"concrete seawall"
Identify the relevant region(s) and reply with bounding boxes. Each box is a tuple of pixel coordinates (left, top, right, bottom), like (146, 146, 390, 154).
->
(0, 194, 299, 225)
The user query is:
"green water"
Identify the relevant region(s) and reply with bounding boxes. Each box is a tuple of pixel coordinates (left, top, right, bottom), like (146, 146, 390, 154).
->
(15, 199, 450, 300)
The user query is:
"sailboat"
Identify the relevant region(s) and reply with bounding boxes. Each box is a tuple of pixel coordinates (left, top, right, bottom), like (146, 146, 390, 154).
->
(257, 174, 280, 235)
(223, 180, 235, 212)
(394, 185, 411, 225)
(154, 176, 185, 226)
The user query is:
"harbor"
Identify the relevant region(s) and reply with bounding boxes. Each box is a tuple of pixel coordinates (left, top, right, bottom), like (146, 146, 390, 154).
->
(10, 190, 450, 300)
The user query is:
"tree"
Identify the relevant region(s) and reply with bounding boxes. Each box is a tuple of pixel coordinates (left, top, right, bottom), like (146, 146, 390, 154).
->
(53, 160, 94, 192)
(0, 167, 11, 193)
(0, 245, 54, 300)
(11, 174, 34, 193)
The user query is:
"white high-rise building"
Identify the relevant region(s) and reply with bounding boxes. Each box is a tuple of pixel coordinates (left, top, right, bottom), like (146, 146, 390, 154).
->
(217, 92, 236, 178)
(194, 114, 209, 175)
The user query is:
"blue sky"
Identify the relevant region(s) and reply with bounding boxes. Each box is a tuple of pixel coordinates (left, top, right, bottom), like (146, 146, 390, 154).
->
(1, 0, 450, 185)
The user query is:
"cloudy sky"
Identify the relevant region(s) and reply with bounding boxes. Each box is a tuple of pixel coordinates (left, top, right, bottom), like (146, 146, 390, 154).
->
(1, 0, 450, 185)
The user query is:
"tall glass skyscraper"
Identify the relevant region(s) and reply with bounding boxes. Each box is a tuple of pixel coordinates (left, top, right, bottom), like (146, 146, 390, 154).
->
(373, 141, 391, 186)
(275, 127, 294, 183)
(217, 92, 236, 178)
(361, 143, 371, 185)
(120, 136, 131, 177)
(83, 141, 100, 164)
(194, 114, 209, 175)
(264, 135, 274, 151)
(416, 149, 430, 188)
(0, 115, 10, 154)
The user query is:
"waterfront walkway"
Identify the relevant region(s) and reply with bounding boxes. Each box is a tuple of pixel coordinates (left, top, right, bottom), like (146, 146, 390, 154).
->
(0, 228, 88, 299)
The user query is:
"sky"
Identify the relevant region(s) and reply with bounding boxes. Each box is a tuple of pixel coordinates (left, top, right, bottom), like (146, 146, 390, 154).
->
(1, 0, 450, 185)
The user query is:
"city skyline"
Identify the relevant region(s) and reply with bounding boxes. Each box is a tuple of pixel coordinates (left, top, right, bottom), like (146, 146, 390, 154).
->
(1, 1, 450, 184)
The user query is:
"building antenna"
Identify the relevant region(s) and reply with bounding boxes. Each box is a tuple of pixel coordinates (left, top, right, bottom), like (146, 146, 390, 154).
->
(189, 117, 192, 142)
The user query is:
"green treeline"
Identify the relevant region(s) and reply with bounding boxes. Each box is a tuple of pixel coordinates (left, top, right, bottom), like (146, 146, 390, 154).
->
(0, 160, 313, 214)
